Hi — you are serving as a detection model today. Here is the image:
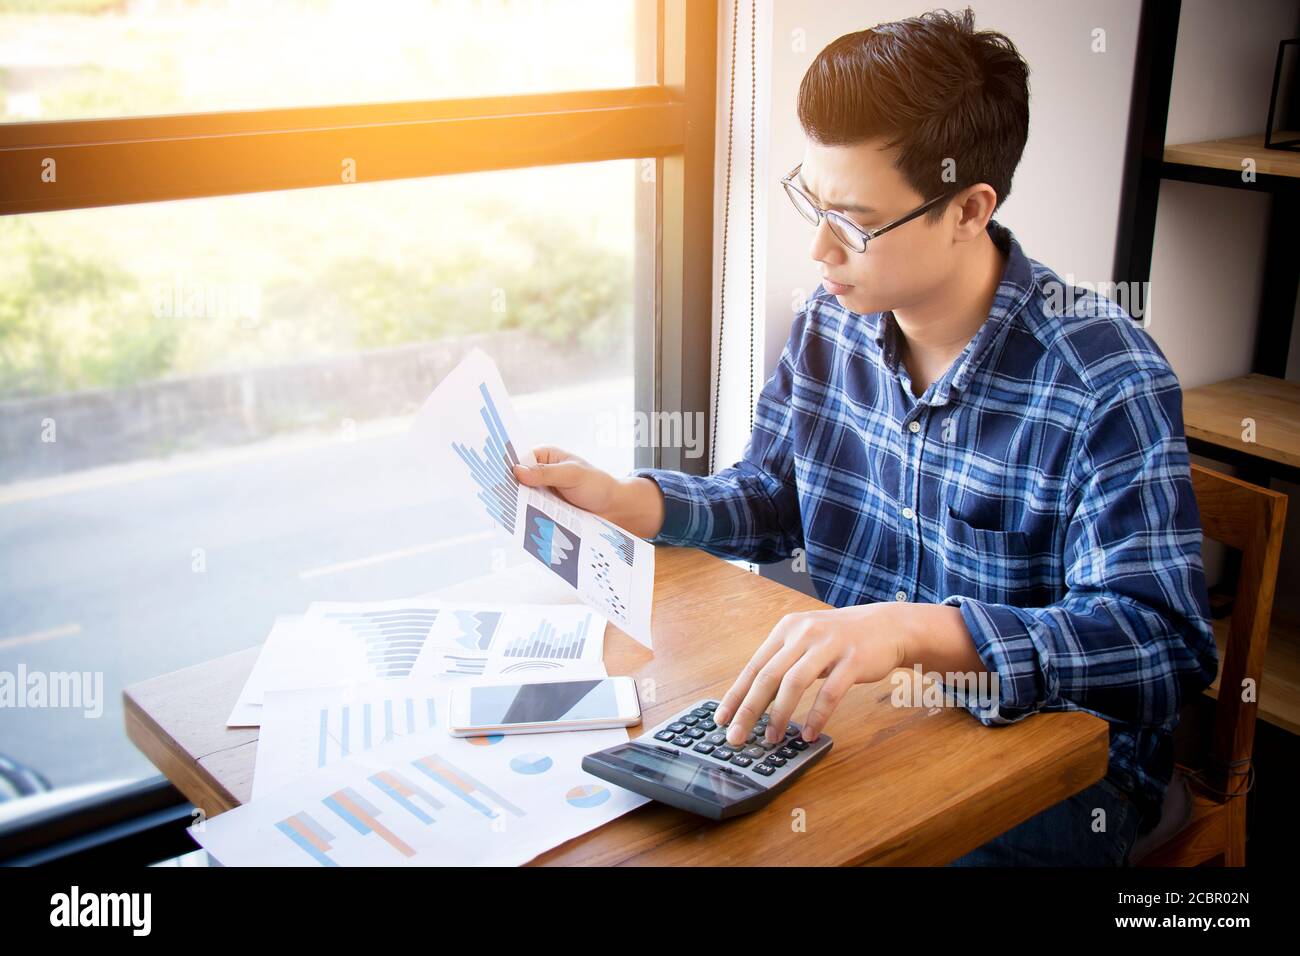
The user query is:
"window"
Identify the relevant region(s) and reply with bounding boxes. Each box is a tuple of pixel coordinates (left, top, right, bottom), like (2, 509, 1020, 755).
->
(0, 0, 646, 122)
(0, 0, 716, 853)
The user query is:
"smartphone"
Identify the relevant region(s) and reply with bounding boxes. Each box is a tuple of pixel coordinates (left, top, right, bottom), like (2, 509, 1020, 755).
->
(447, 676, 641, 736)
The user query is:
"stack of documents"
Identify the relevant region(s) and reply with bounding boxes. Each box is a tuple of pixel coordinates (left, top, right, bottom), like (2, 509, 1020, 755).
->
(186, 349, 659, 866)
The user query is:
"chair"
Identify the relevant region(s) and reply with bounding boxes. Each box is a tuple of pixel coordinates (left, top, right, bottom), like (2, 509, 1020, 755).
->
(1130, 464, 1286, 866)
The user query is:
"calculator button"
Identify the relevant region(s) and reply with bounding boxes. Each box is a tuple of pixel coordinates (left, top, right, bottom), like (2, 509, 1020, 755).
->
(777, 746, 798, 759)
(707, 732, 728, 746)
(679, 715, 700, 726)
(691, 708, 712, 718)
(672, 735, 694, 747)
(711, 748, 736, 761)
(694, 743, 715, 755)
(667, 722, 687, 733)
(764, 754, 787, 767)
(731, 755, 752, 767)
(742, 746, 766, 759)
(787, 737, 809, 751)
(785, 723, 799, 737)
(698, 719, 717, 731)
(686, 728, 706, 739)
(654, 730, 676, 742)
(756, 714, 769, 725)
(752, 763, 776, 776)
(701, 701, 718, 711)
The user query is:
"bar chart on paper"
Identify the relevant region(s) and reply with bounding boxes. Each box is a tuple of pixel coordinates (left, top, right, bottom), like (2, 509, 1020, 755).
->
(452, 382, 522, 535)
(411, 752, 527, 820)
(369, 768, 446, 825)
(197, 716, 655, 866)
(410, 347, 657, 648)
(319, 607, 441, 679)
(598, 524, 635, 566)
(253, 681, 446, 799)
(315, 694, 439, 765)
(275, 811, 341, 867)
(270, 749, 527, 866)
(498, 615, 592, 673)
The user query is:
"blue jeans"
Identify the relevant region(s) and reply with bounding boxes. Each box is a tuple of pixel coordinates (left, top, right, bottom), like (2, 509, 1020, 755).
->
(948, 776, 1142, 866)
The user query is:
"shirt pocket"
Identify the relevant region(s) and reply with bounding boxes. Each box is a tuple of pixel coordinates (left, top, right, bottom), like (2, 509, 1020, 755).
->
(939, 505, 1037, 605)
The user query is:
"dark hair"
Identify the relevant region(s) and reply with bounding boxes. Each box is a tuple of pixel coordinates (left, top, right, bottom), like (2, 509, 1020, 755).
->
(796, 7, 1029, 220)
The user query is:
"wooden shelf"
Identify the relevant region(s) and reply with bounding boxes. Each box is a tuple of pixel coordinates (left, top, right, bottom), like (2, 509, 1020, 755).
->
(1165, 132, 1300, 179)
(1208, 612, 1300, 736)
(1184, 374, 1300, 469)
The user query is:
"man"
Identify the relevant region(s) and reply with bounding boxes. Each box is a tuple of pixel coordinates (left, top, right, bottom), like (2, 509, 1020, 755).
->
(514, 7, 1218, 865)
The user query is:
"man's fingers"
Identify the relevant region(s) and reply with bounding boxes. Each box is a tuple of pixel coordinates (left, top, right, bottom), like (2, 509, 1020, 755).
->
(800, 663, 856, 741)
(531, 445, 568, 464)
(765, 650, 830, 743)
(714, 628, 789, 725)
(513, 459, 583, 489)
(724, 641, 806, 747)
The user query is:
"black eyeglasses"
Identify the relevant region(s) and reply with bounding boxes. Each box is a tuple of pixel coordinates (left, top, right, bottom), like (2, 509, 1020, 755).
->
(780, 162, 952, 253)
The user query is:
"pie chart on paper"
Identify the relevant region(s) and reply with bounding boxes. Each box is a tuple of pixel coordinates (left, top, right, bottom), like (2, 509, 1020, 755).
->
(510, 753, 554, 775)
(565, 784, 611, 808)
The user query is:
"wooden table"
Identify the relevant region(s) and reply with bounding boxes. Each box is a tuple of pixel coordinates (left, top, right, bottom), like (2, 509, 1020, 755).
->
(124, 547, 1110, 865)
(1184, 374, 1300, 471)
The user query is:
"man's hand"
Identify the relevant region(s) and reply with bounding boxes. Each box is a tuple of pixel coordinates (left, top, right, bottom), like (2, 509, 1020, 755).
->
(714, 601, 984, 747)
(512, 445, 666, 540)
(512, 446, 621, 514)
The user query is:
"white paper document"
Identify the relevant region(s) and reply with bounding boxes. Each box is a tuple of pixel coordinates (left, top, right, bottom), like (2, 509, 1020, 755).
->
(194, 706, 649, 866)
(251, 669, 608, 799)
(253, 678, 450, 799)
(410, 348, 656, 648)
(227, 601, 605, 727)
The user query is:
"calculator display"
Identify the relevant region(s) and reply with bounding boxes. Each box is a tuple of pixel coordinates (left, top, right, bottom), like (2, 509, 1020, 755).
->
(602, 744, 762, 800)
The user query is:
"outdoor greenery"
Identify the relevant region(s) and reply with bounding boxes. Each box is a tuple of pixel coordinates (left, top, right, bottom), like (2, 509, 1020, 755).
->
(1, 1, 636, 400)
(0, 212, 632, 399)
(0, 221, 179, 396)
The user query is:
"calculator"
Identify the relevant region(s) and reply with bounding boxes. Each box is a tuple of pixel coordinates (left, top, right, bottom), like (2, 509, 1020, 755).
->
(580, 698, 833, 820)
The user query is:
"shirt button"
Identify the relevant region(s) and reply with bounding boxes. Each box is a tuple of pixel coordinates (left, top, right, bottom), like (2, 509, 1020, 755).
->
(894, 590, 907, 602)
(908, 420, 921, 433)
(901, 506, 915, 520)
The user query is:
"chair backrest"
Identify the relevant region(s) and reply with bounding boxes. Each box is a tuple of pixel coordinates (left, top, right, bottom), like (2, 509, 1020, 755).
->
(1189, 463, 1287, 800)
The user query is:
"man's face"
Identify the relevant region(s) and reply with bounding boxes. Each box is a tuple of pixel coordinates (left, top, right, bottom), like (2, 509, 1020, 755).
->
(796, 138, 957, 316)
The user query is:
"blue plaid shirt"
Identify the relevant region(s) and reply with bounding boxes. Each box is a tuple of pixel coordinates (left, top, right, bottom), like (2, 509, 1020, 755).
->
(631, 219, 1218, 831)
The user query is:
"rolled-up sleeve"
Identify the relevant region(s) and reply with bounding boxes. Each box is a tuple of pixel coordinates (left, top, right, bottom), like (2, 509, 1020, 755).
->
(940, 366, 1219, 728)
(628, 308, 808, 564)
